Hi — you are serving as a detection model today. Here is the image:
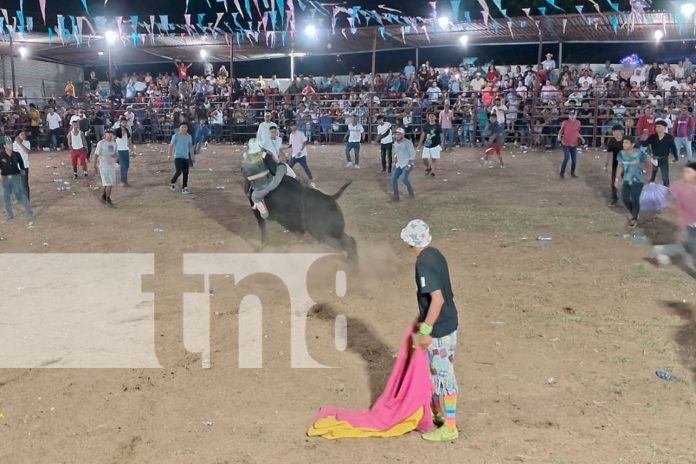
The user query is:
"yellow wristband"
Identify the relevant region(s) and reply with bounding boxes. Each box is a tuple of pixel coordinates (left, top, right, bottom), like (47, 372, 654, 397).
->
(419, 323, 433, 336)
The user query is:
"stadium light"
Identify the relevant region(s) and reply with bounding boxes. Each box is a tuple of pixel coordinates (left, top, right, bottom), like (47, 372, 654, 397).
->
(682, 3, 696, 17)
(654, 29, 664, 41)
(98, 51, 104, 56)
(18, 47, 28, 58)
(459, 35, 469, 46)
(438, 16, 450, 28)
(304, 24, 317, 38)
(104, 30, 118, 44)
(200, 49, 208, 59)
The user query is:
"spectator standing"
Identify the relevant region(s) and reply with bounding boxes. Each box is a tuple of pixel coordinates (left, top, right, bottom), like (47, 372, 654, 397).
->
(391, 128, 416, 201)
(12, 130, 31, 201)
(262, 125, 284, 162)
(404, 60, 416, 81)
(194, 118, 211, 155)
(419, 112, 442, 177)
(256, 112, 275, 148)
(673, 105, 694, 163)
(67, 121, 89, 179)
(482, 113, 505, 168)
(617, 139, 651, 228)
(288, 122, 315, 188)
(168, 123, 194, 194)
(439, 105, 454, 152)
(114, 118, 133, 187)
(0, 136, 33, 224)
(65, 80, 76, 106)
(92, 104, 105, 142)
(46, 107, 63, 150)
(29, 104, 41, 150)
(376, 115, 393, 174)
(557, 111, 585, 179)
(210, 108, 224, 143)
(93, 129, 118, 206)
(344, 114, 364, 169)
(605, 125, 625, 206)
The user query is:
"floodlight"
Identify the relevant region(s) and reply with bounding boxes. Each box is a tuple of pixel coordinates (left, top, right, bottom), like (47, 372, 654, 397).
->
(682, 3, 696, 17)
(438, 17, 450, 28)
(18, 47, 28, 58)
(305, 24, 317, 38)
(654, 30, 664, 41)
(104, 30, 118, 44)
(459, 35, 469, 45)
(200, 49, 208, 59)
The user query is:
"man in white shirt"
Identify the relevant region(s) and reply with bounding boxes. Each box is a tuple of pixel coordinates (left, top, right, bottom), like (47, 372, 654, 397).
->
(577, 70, 593, 88)
(344, 114, 364, 169)
(262, 125, 285, 162)
(267, 75, 280, 94)
(210, 108, 224, 143)
(13, 129, 31, 201)
(470, 76, 486, 92)
(542, 53, 556, 72)
(67, 120, 89, 179)
(123, 107, 135, 132)
(203, 61, 214, 76)
(661, 75, 678, 92)
(630, 68, 646, 86)
(376, 114, 393, 174)
(93, 129, 119, 206)
(426, 82, 442, 103)
(256, 112, 275, 148)
(46, 107, 63, 150)
(287, 121, 314, 187)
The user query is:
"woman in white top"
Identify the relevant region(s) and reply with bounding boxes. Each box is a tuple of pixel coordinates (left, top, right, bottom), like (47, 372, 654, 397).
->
(114, 118, 133, 187)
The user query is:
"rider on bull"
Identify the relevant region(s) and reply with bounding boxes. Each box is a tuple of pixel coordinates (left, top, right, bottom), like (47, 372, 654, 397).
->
(242, 136, 296, 219)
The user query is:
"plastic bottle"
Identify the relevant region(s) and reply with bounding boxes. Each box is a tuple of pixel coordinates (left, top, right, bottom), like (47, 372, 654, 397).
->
(656, 370, 674, 381)
(537, 236, 553, 241)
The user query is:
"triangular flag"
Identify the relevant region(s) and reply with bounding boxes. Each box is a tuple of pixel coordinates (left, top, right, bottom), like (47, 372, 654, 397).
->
(233, 0, 243, 16)
(80, 0, 89, 16)
(244, 0, 252, 18)
(464, 11, 471, 23)
(39, 0, 46, 24)
(481, 10, 489, 26)
(507, 20, 513, 38)
(214, 12, 224, 30)
(575, 5, 584, 16)
(538, 7, 546, 16)
(450, 0, 461, 22)
(562, 18, 567, 34)
(545, 0, 565, 13)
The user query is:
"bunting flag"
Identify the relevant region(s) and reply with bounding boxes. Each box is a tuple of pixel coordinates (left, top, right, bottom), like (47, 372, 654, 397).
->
(231, 12, 242, 29)
(26, 16, 33, 32)
(39, 0, 46, 24)
(298, 0, 307, 10)
(575, 5, 584, 16)
(611, 15, 619, 33)
(422, 25, 429, 42)
(214, 12, 224, 30)
(281, 30, 286, 45)
(450, 0, 461, 22)
(606, 0, 620, 12)
(19, 0, 23, 12)
(588, 0, 602, 14)
(481, 10, 489, 25)
(492, 21, 501, 33)
(184, 14, 191, 35)
(15, 11, 24, 33)
(221, 0, 229, 12)
(150, 15, 155, 34)
(464, 11, 471, 23)
(80, 0, 89, 16)
(522, 8, 532, 19)
(378, 4, 403, 13)
(159, 15, 169, 33)
(48, 26, 53, 44)
(236, 31, 241, 45)
(538, 7, 546, 16)
(132, 31, 138, 46)
(233, 0, 243, 16)
(520, 20, 527, 28)
(507, 20, 513, 38)
(185, 0, 190, 14)
(130, 16, 139, 32)
(545, 0, 565, 13)
(428, 1, 437, 18)
(244, 0, 252, 18)
(562, 18, 567, 34)
(262, 0, 269, 7)
(379, 26, 385, 39)
(114, 16, 123, 36)
(277, 0, 285, 21)
(341, 27, 347, 40)
(94, 16, 107, 31)
(252, 0, 262, 18)
(400, 25, 405, 42)
(347, 16, 356, 33)
(269, 10, 278, 30)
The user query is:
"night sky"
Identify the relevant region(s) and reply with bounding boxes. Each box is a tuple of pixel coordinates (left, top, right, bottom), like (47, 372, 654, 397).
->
(15, 0, 696, 78)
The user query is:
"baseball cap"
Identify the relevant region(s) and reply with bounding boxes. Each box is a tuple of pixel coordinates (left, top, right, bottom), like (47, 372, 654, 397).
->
(656, 120, 668, 127)
(395, 128, 405, 134)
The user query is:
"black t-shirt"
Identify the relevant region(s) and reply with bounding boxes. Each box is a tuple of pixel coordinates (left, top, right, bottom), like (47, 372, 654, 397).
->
(607, 138, 623, 163)
(415, 247, 458, 338)
(641, 133, 676, 158)
(92, 110, 104, 125)
(422, 123, 441, 148)
(89, 78, 99, 91)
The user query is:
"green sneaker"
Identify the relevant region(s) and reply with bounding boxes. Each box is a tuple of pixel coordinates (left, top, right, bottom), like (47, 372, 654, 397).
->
(422, 425, 459, 442)
(433, 413, 446, 428)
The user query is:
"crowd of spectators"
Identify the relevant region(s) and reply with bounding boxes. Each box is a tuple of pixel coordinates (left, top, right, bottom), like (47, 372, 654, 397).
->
(0, 54, 695, 152)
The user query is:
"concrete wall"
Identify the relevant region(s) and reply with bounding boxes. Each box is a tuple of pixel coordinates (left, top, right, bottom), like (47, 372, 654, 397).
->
(0, 57, 83, 99)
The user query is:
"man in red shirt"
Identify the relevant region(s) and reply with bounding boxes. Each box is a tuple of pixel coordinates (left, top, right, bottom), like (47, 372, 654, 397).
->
(637, 106, 656, 138)
(557, 111, 585, 178)
(175, 60, 192, 80)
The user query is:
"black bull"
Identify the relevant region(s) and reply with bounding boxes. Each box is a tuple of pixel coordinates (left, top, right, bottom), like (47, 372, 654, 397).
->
(244, 176, 358, 261)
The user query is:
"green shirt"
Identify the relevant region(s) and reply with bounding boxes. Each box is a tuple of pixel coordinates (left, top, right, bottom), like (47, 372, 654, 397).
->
(618, 148, 648, 185)
(415, 247, 458, 338)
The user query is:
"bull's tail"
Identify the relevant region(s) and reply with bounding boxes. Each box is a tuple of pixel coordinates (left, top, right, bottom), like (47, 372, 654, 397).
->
(331, 181, 353, 200)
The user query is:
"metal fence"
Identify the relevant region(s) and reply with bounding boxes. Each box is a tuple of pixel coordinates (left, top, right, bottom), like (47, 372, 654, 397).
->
(1, 88, 694, 150)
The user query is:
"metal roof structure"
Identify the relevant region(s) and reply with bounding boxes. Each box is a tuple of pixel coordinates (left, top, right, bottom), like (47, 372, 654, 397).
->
(0, 10, 691, 66)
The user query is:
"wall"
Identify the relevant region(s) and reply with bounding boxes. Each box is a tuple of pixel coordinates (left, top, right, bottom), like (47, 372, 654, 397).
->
(0, 57, 83, 99)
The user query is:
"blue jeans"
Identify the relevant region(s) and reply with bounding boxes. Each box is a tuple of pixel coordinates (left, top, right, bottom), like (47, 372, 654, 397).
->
(2, 174, 33, 219)
(345, 142, 360, 164)
(118, 150, 130, 183)
(391, 166, 414, 196)
(561, 146, 577, 176)
(442, 128, 454, 149)
(674, 137, 693, 162)
(460, 124, 474, 145)
(288, 156, 313, 180)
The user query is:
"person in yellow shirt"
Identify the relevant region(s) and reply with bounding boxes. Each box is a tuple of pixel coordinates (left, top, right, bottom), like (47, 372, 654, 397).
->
(29, 103, 41, 150)
(65, 80, 76, 106)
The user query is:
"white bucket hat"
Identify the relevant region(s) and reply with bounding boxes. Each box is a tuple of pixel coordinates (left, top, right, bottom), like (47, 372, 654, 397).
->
(400, 219, 432, 248)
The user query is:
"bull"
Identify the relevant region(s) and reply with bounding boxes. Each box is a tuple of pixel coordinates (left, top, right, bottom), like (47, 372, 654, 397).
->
(244, 176, 358, 262)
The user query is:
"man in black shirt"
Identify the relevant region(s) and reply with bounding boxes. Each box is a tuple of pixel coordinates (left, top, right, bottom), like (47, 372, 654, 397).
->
(641, 120, 676, 187)
(92, 104, 105, 142)
(605, 125, 625, 205)
(418, 112, 442, 177)
(401, 219, 459, 442)
(0, 136, 33, 224)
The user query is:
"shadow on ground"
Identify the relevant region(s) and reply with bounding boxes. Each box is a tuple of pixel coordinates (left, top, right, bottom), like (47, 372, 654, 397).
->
(660, 300, 696, 383)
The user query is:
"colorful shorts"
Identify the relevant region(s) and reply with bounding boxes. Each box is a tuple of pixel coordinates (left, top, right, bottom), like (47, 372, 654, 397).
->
(428, 330, 458, 396)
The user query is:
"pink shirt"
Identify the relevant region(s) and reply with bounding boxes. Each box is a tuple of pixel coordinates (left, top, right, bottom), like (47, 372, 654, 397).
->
(439, 110, 453, 129)
(671, 181, 696, 227)
(560, 119, 582, 147)
(289, 131, 308, 158)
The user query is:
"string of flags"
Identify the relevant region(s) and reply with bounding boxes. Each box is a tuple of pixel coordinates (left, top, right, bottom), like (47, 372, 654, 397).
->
(0, 0, 666, 48)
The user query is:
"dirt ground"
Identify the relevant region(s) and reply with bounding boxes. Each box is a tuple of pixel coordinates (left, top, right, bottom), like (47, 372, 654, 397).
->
(1, 140, 695, 464)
